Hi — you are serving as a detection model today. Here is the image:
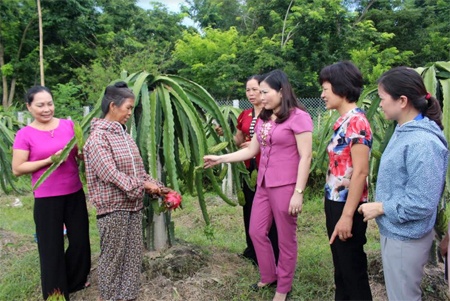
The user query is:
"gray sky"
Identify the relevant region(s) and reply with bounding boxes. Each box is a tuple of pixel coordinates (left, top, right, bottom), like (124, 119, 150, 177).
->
(136, 0, 195, 27)
(136, 0, 185, 12)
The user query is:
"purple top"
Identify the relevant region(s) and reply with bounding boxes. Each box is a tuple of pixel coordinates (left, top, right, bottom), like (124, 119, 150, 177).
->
(255, 108, 313, 188)
(13, 119, 82, 198)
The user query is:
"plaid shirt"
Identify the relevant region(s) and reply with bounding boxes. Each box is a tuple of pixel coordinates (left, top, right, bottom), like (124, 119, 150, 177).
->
(84, 118, 163, 215)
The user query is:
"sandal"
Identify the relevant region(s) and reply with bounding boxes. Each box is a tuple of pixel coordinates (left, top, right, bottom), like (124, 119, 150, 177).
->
(250, 280, 277, 291)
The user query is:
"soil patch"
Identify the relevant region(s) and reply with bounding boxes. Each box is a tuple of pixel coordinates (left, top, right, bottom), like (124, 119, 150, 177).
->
(72, 241, 249, 301)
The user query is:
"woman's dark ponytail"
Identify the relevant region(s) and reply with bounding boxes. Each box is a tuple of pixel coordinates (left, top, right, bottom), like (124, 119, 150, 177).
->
(425, 95, 443, 130)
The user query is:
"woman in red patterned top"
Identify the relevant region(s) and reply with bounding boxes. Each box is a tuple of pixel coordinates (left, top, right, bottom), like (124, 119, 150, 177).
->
(84, 82, 166, 301)
(320, 61, 373, 300)
(236, 75, 279, 265)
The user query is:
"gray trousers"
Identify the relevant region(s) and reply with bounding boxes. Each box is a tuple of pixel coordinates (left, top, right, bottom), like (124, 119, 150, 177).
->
(380, 230, 434, 301)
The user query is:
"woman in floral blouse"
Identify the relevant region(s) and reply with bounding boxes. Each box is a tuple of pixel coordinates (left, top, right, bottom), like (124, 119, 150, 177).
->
(320, 61, 372, 300)
(204, 70, 313, 301)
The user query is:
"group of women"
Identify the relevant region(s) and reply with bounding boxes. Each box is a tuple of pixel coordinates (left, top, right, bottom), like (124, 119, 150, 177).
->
(12, 61, 448, 301)
(205, 63, 448, 301)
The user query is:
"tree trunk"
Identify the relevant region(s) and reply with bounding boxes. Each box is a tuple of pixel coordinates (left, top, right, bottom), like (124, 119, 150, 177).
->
(7, 18, 35, 107)
(37, 0, 44, 86)
(354, 0, 377, 25)
(0, 41, 8, 108)
(281, 0, 294, 48)
(0, 7, 9, 107)
(7, 78, 17, 107)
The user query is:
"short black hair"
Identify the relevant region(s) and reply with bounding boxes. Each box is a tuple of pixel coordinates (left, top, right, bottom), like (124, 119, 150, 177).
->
(25, 86, 53, 104)
(319, 61, 364, 103)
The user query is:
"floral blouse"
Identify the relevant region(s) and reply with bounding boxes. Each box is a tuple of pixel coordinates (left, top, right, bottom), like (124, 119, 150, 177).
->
(325, 108, 372, 202)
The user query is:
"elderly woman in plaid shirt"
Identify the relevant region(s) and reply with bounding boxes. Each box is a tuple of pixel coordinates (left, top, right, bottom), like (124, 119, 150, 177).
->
(84, 82, 165, 301)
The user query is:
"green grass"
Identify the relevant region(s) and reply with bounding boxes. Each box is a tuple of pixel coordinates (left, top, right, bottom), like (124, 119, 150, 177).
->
(0, 189, 381, 300)
(0, 192, 100, 300)
(0, 249, 41, 300)
(172, 190, 377, 300)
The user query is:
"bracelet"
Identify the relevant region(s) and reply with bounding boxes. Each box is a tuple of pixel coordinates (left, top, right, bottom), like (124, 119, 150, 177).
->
(295, 188, 304, 194)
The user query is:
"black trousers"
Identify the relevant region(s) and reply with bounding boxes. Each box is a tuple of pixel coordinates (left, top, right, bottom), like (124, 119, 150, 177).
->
(242, 159, 279, 265)
(34, 189, 91, 300)
(324, 198, 372, 301)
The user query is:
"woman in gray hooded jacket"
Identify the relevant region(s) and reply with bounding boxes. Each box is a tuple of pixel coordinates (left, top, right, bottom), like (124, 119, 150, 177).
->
(359, 67, 449, 301)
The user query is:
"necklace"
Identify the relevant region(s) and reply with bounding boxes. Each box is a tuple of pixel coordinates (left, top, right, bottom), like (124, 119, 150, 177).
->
(49, 129, 54, 138)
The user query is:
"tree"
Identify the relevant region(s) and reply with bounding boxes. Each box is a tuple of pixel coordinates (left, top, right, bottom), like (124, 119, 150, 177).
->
(172, 27, 244, 100)
(0, 0, 38, 108)
(181, 0, 243, 30)
(352, 0, 450, 66)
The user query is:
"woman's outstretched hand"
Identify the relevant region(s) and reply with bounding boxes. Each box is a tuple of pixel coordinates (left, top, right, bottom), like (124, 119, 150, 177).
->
(203, 155, 221, 169)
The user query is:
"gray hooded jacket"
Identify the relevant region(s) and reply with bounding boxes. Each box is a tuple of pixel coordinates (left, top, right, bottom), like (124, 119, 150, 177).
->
(375, 116, 449, 241)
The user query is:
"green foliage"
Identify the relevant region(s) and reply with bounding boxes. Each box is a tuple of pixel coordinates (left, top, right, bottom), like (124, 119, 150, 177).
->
(52, 82, 85, 121)
(416, 62, 450, 194)
(181, 0, 242, 30)
(0, 110, 29, 194)
(172, 27, 244, 100)
(2, 0, 449, 108)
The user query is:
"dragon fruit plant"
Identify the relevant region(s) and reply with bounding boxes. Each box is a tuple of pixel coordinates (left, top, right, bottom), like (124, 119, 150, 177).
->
(46, 289, 66, 301)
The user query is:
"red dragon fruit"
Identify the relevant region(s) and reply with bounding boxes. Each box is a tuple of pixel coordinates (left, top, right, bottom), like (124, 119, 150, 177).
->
(163, 191, 182, 210)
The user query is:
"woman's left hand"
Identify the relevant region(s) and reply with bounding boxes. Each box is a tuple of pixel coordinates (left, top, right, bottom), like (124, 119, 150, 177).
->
(358, 202, 384, 222)
(289, 193, 303, 216)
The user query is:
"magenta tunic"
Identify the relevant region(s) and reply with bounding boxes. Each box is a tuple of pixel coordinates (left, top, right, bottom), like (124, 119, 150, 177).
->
(13, 119, 82, 198)
(255, 108, 313, 187)
(250, 108, 313, 294)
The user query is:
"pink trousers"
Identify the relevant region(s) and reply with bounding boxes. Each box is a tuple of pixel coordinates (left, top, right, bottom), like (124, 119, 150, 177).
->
(249, 183, 297, 294)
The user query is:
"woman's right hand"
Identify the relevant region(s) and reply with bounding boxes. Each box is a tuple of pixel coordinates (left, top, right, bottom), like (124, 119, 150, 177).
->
(203, 155, 221, 169)
(46, 149, 63, 164)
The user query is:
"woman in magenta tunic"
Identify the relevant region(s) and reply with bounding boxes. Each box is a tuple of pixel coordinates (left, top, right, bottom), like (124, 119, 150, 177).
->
(12, 86, 91, 300)
(204, 70, 313, 301)
(235, 75, 279, 265)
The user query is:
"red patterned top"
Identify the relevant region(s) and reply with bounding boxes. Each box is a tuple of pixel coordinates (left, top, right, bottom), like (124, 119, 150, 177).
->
(325, 108, 372, 202)
(236, 108, 261, 169)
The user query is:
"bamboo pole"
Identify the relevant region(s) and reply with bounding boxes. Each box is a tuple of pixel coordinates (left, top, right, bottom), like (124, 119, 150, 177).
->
(37, 0, 44, 86)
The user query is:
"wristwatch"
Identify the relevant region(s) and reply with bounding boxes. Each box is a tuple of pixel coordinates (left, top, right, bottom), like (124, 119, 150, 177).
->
(295, 188, 304, 194)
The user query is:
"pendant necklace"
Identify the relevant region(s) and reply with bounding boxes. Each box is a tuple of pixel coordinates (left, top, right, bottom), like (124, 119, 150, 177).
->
(49, 129, 54, 138)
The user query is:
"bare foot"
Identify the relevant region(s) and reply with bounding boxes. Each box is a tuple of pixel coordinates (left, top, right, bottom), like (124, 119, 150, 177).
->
(273, 292, 288, 301)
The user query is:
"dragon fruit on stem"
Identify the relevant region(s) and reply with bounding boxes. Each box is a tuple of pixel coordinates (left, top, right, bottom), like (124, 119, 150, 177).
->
(163, 191, 182, 210)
